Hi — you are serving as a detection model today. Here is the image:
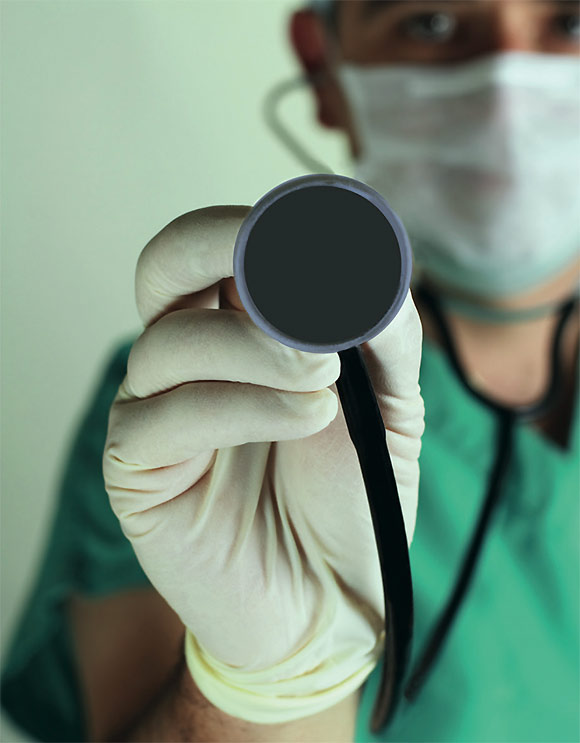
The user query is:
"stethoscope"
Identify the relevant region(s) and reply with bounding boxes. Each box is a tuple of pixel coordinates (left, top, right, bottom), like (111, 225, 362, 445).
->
(229, 72, 578, 734)
(404, 281, 579, 703)
(234, 174, 414, 732)
(232, 173, 579, 734)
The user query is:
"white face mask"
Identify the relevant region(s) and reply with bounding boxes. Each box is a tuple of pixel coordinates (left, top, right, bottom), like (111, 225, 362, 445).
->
(337, 52, 580, 298)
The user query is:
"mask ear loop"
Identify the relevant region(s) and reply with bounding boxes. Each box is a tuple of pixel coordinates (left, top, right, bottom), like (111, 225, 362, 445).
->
(262, 72, 336, 174)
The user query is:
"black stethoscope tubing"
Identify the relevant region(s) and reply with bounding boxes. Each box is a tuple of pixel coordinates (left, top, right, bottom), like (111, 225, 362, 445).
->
(343, 283, 578, 735)
(336, 346, 414, 734)
(404, 283, 579, 702)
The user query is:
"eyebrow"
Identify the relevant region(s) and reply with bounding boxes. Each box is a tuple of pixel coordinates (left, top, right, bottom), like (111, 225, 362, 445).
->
(362, 0, 406, 17)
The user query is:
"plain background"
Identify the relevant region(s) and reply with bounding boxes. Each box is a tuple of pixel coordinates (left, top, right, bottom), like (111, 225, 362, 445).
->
(0, 2, 348, 739)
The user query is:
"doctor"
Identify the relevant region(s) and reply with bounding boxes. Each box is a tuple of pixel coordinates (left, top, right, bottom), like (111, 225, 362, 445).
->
(292, 4, 579, 742)
(1, 1, 579, 742)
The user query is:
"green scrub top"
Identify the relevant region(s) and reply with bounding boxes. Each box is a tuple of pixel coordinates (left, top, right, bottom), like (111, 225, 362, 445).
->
(2, 336, 578, 743)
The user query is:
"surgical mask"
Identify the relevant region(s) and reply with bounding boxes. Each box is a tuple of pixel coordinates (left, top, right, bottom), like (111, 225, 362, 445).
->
(337, 52, 580, 298)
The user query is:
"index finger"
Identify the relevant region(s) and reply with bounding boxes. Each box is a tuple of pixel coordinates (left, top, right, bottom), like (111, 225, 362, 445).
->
(135, 205, 252, 327)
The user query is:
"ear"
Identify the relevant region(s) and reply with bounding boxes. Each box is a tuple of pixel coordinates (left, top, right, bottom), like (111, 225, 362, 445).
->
(288, 9, 346, 130)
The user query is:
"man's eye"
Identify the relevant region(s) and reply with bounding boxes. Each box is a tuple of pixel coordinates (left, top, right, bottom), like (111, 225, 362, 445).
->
(402, 12, 458, 43)
(554, 13, 580, 40)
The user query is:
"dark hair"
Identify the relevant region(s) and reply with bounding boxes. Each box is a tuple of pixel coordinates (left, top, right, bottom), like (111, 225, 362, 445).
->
(326, 1, 339, 32)
(310, 0, 339, 33)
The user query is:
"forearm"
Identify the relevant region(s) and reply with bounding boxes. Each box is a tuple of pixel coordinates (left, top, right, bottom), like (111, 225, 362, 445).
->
(113, 655, 359, 743)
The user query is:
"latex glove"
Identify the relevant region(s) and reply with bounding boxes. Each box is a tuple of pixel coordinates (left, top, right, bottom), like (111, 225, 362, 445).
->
(103, 206, 425, 724)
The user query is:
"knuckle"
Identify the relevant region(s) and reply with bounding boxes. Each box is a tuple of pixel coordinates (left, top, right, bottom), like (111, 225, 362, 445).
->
(276, 346, 338, 391)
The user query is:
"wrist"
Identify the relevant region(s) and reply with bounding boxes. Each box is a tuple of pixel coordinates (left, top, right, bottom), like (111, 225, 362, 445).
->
(183, 624, 382, 725)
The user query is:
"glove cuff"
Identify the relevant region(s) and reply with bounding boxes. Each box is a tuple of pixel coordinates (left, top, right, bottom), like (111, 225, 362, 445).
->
(184, 627, 384, 724)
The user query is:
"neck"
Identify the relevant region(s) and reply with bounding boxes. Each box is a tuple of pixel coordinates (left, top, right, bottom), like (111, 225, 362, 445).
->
(415, 260, 580, 409)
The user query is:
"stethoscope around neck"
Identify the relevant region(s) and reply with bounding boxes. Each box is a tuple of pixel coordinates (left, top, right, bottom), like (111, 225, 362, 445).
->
(232, 173, 579, 735)
(404, 281, 579, 702)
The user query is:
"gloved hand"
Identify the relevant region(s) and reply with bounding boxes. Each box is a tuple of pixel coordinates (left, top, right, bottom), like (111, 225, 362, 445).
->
(103, 206, 425, 724)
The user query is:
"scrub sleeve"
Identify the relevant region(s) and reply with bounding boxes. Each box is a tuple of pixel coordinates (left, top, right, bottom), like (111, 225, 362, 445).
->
(1, 339, 147, 743)
(1, 338, 578, 742)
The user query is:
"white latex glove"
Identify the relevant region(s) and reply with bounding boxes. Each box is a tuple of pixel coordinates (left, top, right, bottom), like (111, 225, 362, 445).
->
(103, 206, 425, 724)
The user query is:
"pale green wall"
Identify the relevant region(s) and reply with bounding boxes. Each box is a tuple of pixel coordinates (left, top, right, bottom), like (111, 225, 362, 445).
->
(0, 2, 347, 739)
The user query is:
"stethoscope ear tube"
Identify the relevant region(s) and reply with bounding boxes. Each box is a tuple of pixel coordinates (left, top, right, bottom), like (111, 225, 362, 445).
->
(404, 407, 515, 701)
(336, 346, 414, 734)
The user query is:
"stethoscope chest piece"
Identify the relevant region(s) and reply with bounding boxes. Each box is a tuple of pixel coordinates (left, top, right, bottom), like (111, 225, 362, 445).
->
(234, 174, 414, 734)
(234, 174, 412, 353)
